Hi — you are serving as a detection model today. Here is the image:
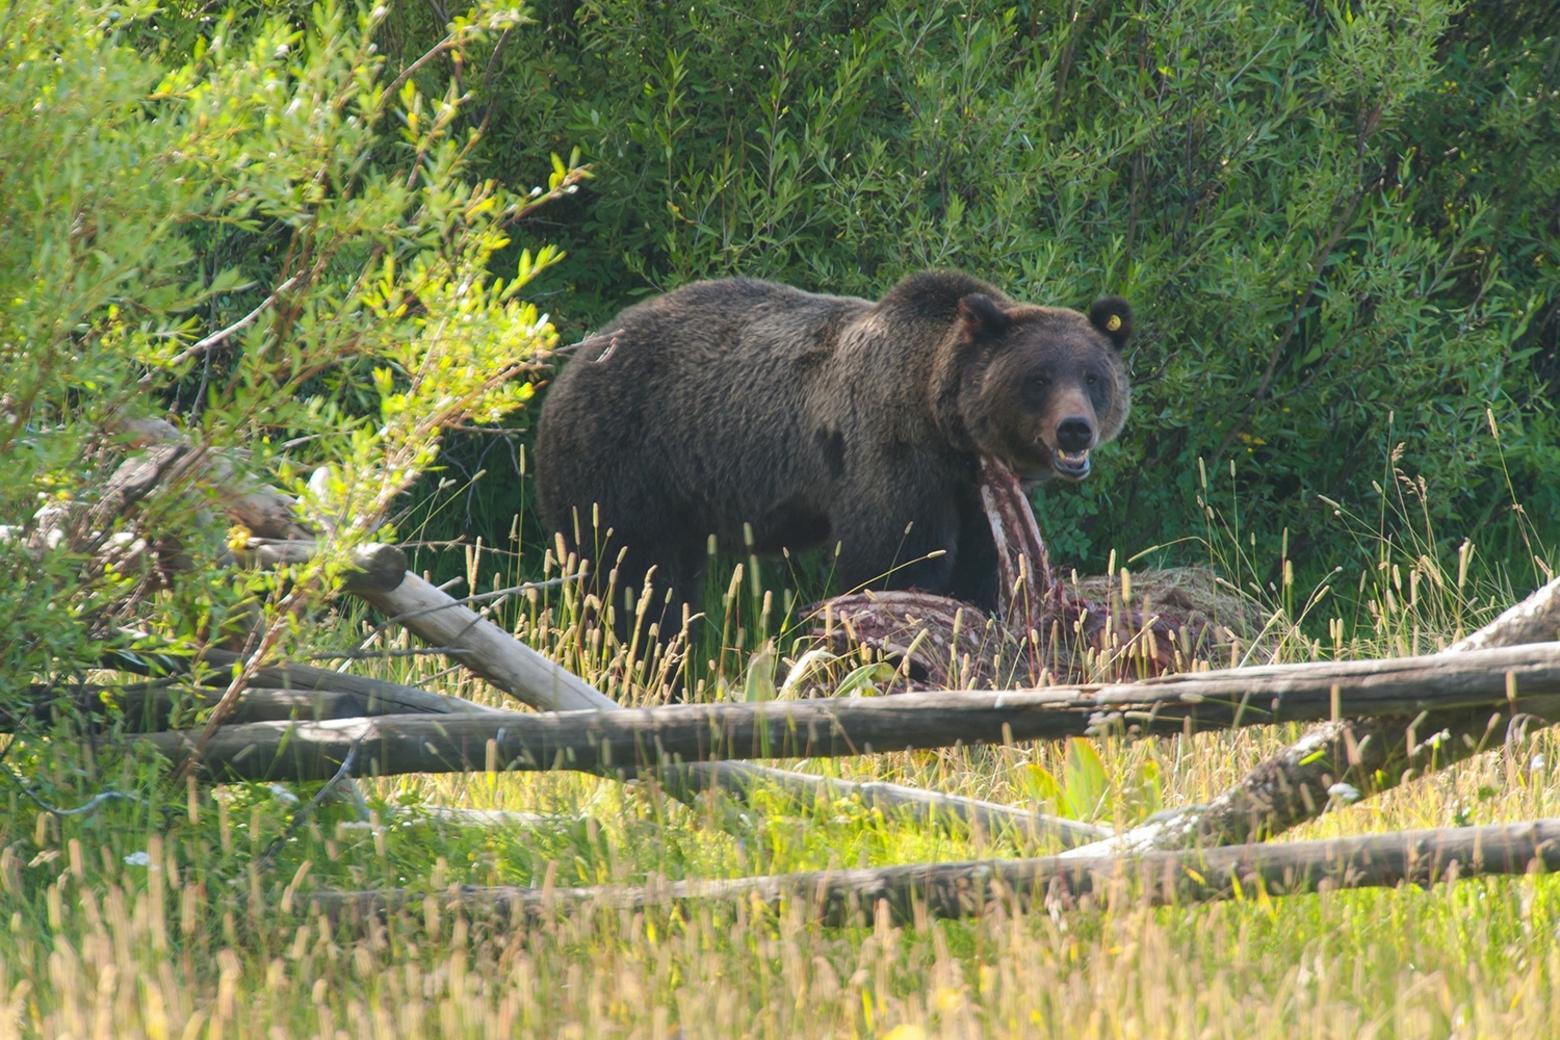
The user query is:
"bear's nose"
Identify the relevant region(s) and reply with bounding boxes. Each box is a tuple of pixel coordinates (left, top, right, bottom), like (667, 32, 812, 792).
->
(1056, 417, 1094, 452)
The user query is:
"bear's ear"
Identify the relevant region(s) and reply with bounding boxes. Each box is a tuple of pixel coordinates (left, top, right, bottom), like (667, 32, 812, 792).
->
(957, 293, 1011, 342)
(1088, 296, 1132, 350)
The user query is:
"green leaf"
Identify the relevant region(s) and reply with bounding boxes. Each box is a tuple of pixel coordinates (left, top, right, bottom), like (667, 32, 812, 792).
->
(1061, 738, 1109, 821)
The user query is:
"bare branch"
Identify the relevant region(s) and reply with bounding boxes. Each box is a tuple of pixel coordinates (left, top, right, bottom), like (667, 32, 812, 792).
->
(145, 274, 300, 382)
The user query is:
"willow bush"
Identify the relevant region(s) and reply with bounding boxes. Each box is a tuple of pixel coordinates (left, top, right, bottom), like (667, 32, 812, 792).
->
(0, 0, 575, 699)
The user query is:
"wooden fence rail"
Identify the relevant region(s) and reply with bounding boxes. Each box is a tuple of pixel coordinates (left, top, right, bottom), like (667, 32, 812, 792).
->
(345, 556, 1111, 846)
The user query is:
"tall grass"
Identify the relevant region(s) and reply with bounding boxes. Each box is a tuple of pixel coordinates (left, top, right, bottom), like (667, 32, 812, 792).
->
(3, 453, 1556, 1038)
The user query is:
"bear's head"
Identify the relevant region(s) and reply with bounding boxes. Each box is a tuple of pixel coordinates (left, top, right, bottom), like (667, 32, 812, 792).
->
(952, 293, 1132, 483)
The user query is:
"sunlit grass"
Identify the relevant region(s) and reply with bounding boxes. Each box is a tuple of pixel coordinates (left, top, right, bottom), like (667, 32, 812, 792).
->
(2, 458, 1557, 1038)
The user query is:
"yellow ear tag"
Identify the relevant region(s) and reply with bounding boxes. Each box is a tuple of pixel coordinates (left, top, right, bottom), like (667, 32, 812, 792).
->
(1105, 314, 1122, 332)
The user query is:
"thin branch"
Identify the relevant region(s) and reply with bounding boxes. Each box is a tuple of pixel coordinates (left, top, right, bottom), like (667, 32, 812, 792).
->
(257, 740, 362, 870)
(499, 167, 592, 231)
(169, 587, 313, 784)
(383, 33, 461, 107)
(302, 646, 471, 662)
(145, 274, 299, 383)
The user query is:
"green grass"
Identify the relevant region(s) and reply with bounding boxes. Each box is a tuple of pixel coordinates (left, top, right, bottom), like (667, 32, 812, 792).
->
(8, 727, 1560, 1038)
(1, 466, 1556, 1039)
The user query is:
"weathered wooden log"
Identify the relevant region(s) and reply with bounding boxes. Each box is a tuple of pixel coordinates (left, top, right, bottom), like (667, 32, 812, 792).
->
(306, 816, 1560, 927)
(120, 418, 309, 541)
(131, 642, 1560, 781)
(11, 681, 497, 733)
(109, 645, 505, 716)
(1059, 574, 1560, 858)
(674, 765, 1110, 842)
(234, 539, 413, 596)
(25, 418, 309, 565)
(352, 569, 614, 712)
(1450, 576, 1560, 653)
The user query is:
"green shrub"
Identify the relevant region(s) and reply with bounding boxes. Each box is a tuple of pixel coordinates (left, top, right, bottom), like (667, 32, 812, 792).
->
(0, 0, 572, 693)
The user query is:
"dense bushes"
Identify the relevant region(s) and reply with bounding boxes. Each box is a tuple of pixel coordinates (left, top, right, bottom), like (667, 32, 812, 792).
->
(428, 0, 1557, 584)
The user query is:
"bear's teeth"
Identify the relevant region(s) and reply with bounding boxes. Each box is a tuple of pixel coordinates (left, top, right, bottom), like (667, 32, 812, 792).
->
(1056, 449, 1090, 463)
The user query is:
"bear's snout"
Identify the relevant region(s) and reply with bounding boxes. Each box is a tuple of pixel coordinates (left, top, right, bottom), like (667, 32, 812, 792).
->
(1051, 415, 1095, 480)
(1055, 417, 1094, 452)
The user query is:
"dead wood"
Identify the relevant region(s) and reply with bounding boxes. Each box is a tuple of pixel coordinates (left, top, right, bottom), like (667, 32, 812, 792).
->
(344, 570, 1110, 845)
(12, 680, 498, 733)
(107, 644, 505, 716)
(54, 418, 308, 558)
(1059, 575, 1560, 858)
(131, 642, 1560, 781)
(119, 418, 308, 541)
(234, 539, 412, 595)
(352, 570, 616, 713)
(305, 816, 1560, 927)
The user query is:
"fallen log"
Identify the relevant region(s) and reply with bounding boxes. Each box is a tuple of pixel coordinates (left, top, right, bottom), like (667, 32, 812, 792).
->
(305, 816, 1560, 927)
(131, 642, 1560, 781)
(235, 538, 416, 596)
(117, 418, 309, 542)
(1059, 574, 1560, 858)
(105, 645, 505, 717)
(10, 682, 497, 733)
(347, 561, 614, 714)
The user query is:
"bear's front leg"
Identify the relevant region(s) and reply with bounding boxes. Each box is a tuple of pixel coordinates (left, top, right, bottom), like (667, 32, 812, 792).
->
(946, 491, 1000, 612)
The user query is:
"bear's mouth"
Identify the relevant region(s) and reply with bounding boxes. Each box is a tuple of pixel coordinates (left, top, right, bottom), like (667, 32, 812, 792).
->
(1051, 447, 1091, 480)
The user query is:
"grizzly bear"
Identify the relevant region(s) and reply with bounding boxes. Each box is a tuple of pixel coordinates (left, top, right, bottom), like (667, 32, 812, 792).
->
(535, 270, 1132, 637)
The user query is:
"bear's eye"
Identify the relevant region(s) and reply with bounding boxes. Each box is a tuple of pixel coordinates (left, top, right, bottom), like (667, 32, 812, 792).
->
(1085, 372, 1099, 388)
(1029, 373, 1050, 389)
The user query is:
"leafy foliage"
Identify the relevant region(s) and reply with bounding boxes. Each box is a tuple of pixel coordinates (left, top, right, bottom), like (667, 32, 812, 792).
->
(0, 0, 574, 693)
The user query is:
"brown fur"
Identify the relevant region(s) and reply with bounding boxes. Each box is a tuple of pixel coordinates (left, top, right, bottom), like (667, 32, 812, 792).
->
(536, 270, 1132, 631)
